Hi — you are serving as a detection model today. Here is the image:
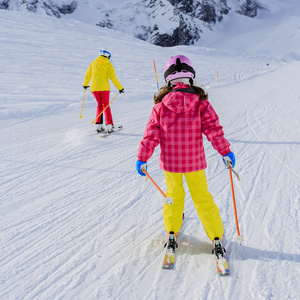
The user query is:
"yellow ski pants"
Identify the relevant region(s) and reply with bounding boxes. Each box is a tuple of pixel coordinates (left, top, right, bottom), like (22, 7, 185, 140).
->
(163, 170, 224, 241)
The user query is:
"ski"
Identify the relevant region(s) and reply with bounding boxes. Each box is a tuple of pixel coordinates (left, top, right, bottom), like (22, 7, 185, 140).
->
(212, 237, 230, 276)
(162, 231, 178, 269)
(162, 248, 176, 269)
(216, 257, 230, 276)
(161, 215, 184, 269)
(161, 230, 230, 274)
(98, 125, 123, 138)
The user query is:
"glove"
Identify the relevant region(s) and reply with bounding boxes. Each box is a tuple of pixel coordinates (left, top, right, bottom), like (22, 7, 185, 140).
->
(83, 86, 89, 90)
(136, 160, 147, 176)
(222, 152, 235, 168)
(119, 88, 124, 94)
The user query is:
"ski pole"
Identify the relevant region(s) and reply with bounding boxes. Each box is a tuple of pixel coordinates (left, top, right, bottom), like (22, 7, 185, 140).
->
(92, 93, 119, 124)
(80, 89, 87, 119)
(142, 169, 173, 205)
(229, 166, 244, 244)
(153, 60, 159, 90)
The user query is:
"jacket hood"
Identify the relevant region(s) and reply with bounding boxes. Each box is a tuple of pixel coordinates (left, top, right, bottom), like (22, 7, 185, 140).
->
(94, 56, 110, 65)
(162, 83, 199, 114)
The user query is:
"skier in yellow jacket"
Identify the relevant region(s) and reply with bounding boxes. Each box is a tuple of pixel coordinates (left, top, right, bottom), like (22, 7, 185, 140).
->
(83, 50, 124, 133)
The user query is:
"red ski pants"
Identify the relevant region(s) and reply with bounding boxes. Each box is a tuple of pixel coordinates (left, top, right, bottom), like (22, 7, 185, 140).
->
(92, 91, 113, 125)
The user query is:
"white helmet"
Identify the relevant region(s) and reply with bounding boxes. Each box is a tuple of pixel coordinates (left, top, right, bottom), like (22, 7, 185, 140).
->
(99, 50, 111, 59)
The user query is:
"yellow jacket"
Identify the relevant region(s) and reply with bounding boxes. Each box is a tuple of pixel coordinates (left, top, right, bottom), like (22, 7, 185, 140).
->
(83, 56, 123, 92)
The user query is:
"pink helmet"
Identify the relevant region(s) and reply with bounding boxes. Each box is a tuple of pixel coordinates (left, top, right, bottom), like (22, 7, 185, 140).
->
(164, 55, 196, 82)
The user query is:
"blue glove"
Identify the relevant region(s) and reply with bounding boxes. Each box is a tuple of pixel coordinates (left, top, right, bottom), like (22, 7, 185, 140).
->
(222, 152, 235, 168)
(136, 160, 147, 176)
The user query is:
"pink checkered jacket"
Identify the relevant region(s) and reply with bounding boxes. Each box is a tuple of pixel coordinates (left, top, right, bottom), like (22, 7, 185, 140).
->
(137, 83, 231, 173)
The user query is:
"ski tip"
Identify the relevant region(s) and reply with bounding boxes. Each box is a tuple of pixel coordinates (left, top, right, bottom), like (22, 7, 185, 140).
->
(217, 269, 230, 276)
(162, 263, 175, 269)
(216, 258, 230, 276)
(162, 250, 176, 269)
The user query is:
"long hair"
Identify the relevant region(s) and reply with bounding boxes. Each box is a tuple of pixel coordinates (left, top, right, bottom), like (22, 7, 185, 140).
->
(154, 84, 208, 104)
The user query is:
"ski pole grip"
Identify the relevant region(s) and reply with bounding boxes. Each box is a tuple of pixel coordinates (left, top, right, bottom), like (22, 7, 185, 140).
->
(224, 156, 233, 168)
(140, 164, 147, 173)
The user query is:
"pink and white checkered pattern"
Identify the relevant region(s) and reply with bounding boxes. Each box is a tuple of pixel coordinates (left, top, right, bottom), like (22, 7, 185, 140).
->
(137, 84, 231, 173)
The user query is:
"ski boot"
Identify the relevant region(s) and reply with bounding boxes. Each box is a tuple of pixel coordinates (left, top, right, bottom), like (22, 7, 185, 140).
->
(162, 231, 178, 269)
(164, 231, 178, 253)
(212, 237, 226, 258)
(107, 124, 115, 134)
(96, 124, 105, 133)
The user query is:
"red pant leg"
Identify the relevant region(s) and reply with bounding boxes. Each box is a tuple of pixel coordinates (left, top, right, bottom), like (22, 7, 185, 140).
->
(92, 91, 113, 125)
(101, 91, 113, 125)
(92, 91, 103, 124)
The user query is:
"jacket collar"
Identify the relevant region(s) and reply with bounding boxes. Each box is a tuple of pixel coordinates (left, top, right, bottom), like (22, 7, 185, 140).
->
(171, 83, 198, 95)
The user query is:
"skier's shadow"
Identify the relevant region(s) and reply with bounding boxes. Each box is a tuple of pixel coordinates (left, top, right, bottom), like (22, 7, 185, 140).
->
(227, 242, 300, 263)
(177, 235, 214, 256)
(177, 235, 300, 264)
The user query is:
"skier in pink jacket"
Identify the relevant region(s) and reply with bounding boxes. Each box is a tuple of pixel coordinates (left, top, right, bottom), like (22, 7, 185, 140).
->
(136, 55, 235, 257)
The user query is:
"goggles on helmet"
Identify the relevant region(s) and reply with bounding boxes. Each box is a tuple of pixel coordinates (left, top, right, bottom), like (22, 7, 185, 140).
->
(99, 50, 111, 59)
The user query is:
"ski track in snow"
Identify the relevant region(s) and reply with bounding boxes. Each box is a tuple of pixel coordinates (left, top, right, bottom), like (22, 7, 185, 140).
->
(0, 9, 300, 300)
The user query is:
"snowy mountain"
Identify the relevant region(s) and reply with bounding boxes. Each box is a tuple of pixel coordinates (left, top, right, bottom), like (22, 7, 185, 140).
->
(0, 0, 78, 17)
(0, 0, 275, 46)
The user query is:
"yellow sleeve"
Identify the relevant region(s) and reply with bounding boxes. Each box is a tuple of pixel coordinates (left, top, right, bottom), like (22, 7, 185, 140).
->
(108, 63, 123, 90)
(83, 64, 92, 86)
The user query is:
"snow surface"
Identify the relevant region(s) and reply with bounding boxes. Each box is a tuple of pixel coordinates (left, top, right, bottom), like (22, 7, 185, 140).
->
(201, 0, 300, 62)
(1, 8, 300, 300)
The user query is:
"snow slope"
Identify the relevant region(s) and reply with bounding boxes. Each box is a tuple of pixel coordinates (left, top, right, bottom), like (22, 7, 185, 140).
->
(0, 9, 300, 300)
(200, 0, 300, 61)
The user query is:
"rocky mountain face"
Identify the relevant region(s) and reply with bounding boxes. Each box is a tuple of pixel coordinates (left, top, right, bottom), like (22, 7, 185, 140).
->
(143, 0, 231, 46)
(0, 0, 265, 46)
(0, 0, 77, 17)
(236, 0, 265, 18)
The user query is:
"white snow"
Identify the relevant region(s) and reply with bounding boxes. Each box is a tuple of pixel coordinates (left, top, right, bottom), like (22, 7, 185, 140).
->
(0, 7, 300, 300)
(199, 0, 300, 61)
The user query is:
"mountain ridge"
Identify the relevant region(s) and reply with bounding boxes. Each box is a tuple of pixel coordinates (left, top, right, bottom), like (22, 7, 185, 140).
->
(0, 0, 266, 46)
